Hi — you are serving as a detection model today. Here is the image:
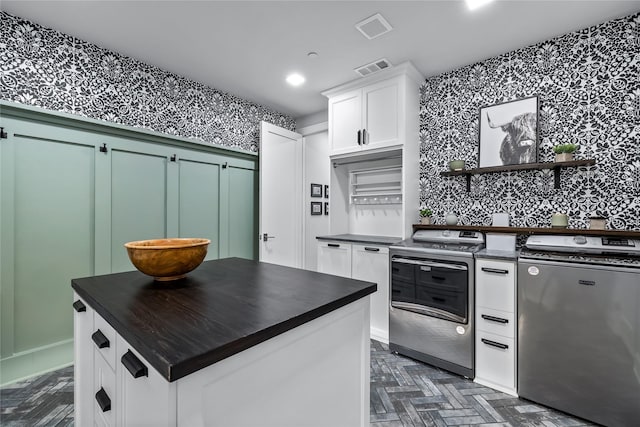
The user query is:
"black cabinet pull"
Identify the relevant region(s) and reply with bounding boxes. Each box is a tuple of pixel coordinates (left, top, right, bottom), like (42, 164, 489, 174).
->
(327, 243, 340, 248)
(91, 330, 110, 349)
(481, 314, 508, 324)
(121, 350, 148, 379)
(95, 387, 111, 412)
(357, 129, 362, 145)
(363, 129, 368, 145)
(73, 300, 86, 312)
(364, 247, 380, 252)
(481, 338, 509, 350)
(481, 267, 509, 275)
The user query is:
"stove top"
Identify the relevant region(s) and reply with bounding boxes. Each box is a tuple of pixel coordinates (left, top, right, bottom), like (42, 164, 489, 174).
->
(391, 230, 485, 254)
(519, 249, 640, 269)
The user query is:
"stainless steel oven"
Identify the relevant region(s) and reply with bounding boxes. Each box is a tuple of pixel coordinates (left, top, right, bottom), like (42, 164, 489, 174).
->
(389, 230, 484, 378)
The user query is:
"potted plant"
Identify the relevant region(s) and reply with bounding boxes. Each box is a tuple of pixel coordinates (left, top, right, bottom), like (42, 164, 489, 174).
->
(419, 208, 433, 225)
(553, 143, 578, 162)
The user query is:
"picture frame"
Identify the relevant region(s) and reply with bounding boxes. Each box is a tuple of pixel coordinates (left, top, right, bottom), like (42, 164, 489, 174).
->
(311, 201, 322, 215)
(478, 95, 539, 168)
(311, 183, 322, 198)
(324, 202, 329, 215)
(324, 185, 329, 199)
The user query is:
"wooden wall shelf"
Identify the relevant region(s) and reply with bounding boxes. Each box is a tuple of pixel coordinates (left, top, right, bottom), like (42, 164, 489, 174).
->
(440, 159, 596, 191)
(413, 224, 640, 238)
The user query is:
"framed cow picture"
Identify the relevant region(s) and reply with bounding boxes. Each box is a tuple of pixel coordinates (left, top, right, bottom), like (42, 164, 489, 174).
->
(478, 95, 538, 168)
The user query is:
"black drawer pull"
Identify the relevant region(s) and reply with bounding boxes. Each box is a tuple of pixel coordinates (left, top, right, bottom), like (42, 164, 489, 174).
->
(481, 267, 509, 275)
(364, 247, 380, 252)
(481, 338, 509, 350)
(327, 243, 340, 248)
(95, 387, 111, 412)
(481, 314, 509, 324)
(91, 330, 110, 349)
(121, 350, 148, 378)
(579, 280, 596, 286)
(73, 300, 86, 312)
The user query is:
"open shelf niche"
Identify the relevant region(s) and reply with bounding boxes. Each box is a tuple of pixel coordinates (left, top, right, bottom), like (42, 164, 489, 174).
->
(350, 166, 402, 205)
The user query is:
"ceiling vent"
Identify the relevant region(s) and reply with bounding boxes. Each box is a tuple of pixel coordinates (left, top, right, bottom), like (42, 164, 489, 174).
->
(355, 13, 393, 40)
(354, 59, 392, 77)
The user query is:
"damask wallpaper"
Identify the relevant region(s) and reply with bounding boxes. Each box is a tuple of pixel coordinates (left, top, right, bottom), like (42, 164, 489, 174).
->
(0, 12, 296, 152)
(419, 13, 639, 230)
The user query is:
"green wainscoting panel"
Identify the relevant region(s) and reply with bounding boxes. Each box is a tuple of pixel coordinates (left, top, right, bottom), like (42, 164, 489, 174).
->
(178, 159, 221, 261)
(0, 102, 258, 385)
(1, 117, 95, 385)
(110, 149, 168, 273)
(227, 167, 258, 260)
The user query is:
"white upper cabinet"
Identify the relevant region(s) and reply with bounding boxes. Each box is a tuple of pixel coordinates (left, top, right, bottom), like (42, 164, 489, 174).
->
(323, 62, 422, 157)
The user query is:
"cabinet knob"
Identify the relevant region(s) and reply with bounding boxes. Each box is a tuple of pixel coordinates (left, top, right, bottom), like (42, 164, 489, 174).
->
(91, 330, 110, 349)
(121, 350, 148, 378)
(95, 387, 111, 412)
(73, 300, 86, 312)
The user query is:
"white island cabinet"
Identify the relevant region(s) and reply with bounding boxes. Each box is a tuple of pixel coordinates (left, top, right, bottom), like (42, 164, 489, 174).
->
(474, 258, 517, 396)
(73, 258, 375, 427)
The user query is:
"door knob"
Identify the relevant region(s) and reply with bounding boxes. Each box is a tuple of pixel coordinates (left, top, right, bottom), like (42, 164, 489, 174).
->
(262, 233, 276, 241)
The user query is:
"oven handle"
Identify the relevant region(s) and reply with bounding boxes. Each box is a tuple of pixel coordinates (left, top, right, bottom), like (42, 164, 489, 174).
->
(390, 301, 467, 323)
(391, 257, 467, 271)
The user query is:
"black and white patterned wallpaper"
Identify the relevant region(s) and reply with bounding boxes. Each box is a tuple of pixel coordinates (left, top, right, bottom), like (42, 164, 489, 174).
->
(419, 12, 639, 230)
(0, 12, 296, 152)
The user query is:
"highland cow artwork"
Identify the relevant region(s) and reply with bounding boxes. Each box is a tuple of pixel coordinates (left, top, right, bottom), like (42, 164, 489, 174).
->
(479, 96, 539, 167)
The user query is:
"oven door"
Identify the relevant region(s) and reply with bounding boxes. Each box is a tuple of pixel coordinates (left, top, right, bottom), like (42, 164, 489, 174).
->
(391, 256, 469, 323)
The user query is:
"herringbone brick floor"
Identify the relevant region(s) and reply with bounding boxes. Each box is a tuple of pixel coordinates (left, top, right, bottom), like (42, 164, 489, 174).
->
(0, 340, 597, 426)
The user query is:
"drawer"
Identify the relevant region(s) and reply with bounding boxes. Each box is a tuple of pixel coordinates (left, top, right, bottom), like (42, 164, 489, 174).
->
(93, 314, 117, 371)
(94, 349, 116, 427)
(476, 259, 515, 312)
(475, 331, 515, 391)
(476, 307, 515, 338)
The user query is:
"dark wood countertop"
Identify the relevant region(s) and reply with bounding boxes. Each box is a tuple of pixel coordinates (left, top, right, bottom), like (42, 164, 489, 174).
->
(72, 257, 376, 382)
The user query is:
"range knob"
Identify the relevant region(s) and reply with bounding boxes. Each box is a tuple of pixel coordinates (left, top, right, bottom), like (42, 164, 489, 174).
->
(573, 235, 587, 245)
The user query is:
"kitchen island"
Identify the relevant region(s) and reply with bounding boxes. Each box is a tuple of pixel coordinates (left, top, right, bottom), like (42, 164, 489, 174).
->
(72, 257, 376, 427)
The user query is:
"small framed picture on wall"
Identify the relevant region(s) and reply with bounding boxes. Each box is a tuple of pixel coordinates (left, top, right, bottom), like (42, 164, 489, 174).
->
(311, 183, 322, 197)
(311, 202, 322, 215)
(478, 95, 538, 168)
(324, 185, 329, 198)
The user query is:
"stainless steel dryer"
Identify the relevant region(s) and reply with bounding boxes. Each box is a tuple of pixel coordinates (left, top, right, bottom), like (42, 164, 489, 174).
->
(389, 229, 485, 378)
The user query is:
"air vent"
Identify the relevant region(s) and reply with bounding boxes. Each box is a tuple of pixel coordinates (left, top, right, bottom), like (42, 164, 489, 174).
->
(355, 13, 393, 40)
(354, 59, 392, 77)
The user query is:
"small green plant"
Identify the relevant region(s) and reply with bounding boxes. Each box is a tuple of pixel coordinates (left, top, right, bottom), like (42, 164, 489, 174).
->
(420, 208, 433, 218)
(553, 143, 578, 154)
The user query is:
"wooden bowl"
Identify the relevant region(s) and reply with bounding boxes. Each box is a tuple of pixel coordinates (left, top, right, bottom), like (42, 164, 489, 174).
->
(124, 238, 210, 281)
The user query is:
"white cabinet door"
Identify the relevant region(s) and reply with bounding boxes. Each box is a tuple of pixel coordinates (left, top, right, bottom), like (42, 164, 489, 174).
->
(73, 293, 94, 427)
(352, 245, 389, 343)
(362, 80, 400, 150)
(116, 335, 176, 427)
(317, 242, 352, 278)
(475, 331, 515, 391)
(328, 89, 362, 155)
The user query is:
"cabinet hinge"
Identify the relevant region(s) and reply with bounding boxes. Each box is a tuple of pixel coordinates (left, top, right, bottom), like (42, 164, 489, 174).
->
(99, 143, 108, 153)
(0, 127, 7, 139)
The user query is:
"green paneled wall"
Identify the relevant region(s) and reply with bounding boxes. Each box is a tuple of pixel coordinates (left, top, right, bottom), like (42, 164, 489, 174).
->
(0, 102, 258, 385)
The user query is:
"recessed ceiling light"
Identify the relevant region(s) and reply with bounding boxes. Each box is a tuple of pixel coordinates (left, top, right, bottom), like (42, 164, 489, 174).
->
(286, 73, 305, 87)
(466, 0, 494, 11)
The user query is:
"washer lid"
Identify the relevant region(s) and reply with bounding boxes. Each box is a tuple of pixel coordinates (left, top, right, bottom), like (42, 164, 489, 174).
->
(525, 235, 640, 255)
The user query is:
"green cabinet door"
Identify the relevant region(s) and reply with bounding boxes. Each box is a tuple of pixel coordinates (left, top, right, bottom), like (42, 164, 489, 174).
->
(178, 158, 220, 261)
(226, 167, 258, 260)
(0, 120, 95, 384)
(110, 149, 168, 273)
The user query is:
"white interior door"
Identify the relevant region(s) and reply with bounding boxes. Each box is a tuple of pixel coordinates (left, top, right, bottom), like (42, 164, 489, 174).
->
(259, 122, 303, 268)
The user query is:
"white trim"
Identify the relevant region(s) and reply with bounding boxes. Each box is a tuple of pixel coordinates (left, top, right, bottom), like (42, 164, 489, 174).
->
(298, 121, 328, 137)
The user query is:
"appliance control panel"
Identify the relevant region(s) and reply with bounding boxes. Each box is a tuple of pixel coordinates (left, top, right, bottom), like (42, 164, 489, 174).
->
(413, 229, 485, 244)
(526, 235, 640, 255)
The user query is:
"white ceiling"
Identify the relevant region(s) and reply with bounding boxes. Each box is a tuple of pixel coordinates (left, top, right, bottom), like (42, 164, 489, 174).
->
(3, 0, 640, 120)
